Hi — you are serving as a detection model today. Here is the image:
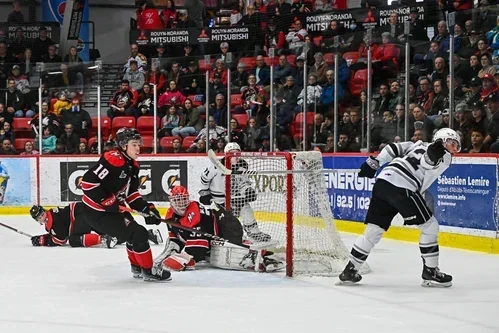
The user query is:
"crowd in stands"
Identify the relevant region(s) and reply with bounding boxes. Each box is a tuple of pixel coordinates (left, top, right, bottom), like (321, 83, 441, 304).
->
(4, 0, 499, 154)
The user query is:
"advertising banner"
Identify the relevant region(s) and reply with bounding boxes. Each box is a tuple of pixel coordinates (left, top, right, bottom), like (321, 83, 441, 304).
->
(0, 158, 37, 206)
(41, 0, 90, 61)
(302, 3, 427, 33)
(0, 22, 60, 43)
(129, 26, 255, 46)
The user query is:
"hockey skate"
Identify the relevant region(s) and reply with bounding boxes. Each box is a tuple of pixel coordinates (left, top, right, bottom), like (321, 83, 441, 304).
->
(243, 221, 271, 243)
(239, 250, 285, 272)
(131, 264, 142, 278)
(102, 235, 118, 249)
(337, 261, 362, 285)
(142, 265, 172, 282)
(421, 265, 452, 288)
(147, 229, 163, 245)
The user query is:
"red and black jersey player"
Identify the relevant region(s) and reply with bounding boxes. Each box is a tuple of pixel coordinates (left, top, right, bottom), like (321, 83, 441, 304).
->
(80, 127, 171, 282)
(29, 202, 119, 248)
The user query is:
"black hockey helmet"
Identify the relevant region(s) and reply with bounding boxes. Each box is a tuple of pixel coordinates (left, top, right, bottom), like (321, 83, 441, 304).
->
(30, 205, 46, 223)
(115, 127, 143, 149)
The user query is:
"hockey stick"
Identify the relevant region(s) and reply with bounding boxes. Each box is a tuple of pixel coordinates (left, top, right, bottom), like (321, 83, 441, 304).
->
(207, 149, 232, 175)
(0, 222, 33, 238)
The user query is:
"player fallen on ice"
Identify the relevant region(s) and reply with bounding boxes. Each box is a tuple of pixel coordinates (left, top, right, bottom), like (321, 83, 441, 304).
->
(80, 127, 171, 282)
(199, 142, 272, 243)
(29, 203, 163, 248)
(155, 185, 284, 272)
(339, 128, 460, 288)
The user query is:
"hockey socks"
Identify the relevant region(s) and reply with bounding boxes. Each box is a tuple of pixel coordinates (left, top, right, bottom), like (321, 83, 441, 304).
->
(349, 223, 384, 270)
(418, 217, 440, 268)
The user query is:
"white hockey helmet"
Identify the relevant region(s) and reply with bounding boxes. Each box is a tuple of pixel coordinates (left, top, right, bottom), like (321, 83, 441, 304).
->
(224, 142, 241, 154)
(432, 128, 461, 152)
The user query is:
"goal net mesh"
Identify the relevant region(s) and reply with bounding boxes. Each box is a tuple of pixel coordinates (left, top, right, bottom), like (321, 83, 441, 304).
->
(227, 151, 369, 276)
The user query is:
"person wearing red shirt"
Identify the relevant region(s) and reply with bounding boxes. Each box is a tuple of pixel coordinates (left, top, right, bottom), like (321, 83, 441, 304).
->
(137, 0, 164, 30)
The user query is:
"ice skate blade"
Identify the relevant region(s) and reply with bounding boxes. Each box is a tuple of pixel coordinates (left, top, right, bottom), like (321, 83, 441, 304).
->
(421, 280, 452, 288)
(336, 279, 362, 286)
(132, 274, 142, 279)
(143, 276, 172, 283)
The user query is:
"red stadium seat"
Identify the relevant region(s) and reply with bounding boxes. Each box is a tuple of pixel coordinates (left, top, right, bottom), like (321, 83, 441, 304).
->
(295, 112, 315, 125)
(160, 136, 181, 152)
(14, 138, 32, 151)
(90, 117, 111, 139)
(230, 94, 243, 108)
(182, 136, 196, 150)
(343, 51, 360, 65)
(12, 118, 33, 138)
(263, 57, 278, 67)
(349, 69, 369, 97)
(287, 54, 296, 66)
(137, 116, 161, 136)
(141, 135, 154, 152)
(232, 114, 248, 127)
(88, 136, 98, 150)
(239, 57, 257, 69)
(198, 58, 214, 72)
(80, 137, 87, 144)
(50, 98, 57, 112)
(111, 116, 136, 132)
(188, 94, 204, 107)
(313, 36, 323, 47)
(323, 53, 335, 65)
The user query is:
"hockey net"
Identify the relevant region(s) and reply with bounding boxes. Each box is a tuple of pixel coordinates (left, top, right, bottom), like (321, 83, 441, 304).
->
(225, 151, 369, 277)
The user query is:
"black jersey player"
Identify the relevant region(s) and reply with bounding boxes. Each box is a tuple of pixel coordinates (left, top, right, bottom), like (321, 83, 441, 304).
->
(80, 127, 171, 282)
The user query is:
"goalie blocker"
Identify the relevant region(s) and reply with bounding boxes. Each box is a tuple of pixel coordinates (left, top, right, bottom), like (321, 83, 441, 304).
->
(154, 186, 284, 272)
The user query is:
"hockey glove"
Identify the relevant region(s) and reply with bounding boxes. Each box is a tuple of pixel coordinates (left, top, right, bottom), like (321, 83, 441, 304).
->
(426, 139, 446, 165)
(358, 156, 380, 178)
(31, 234, 55, 247)
(198, 190, 212, 205)
(143, 204, 162, 225)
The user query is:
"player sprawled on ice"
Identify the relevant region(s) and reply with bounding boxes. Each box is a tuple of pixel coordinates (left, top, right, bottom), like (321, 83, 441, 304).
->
(199, 142, 271, 243)
(80, 127, 171, 282)
(339, 128, 461, 288)
(154, 185, 284, 272)
(29, 203, 163, 248)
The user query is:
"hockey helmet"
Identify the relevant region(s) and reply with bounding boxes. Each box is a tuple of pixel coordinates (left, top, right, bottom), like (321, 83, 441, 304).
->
(432, 128, 461, 152)
(224, 142, 241, 154)
(116, 127, 143, 148)
(30, 205, 46, 225)
(170, 185, 190, 215)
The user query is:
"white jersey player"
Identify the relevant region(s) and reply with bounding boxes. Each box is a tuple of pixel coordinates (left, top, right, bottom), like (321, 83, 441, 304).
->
(199, 142, 271, 243)
(339, 128, 461, 288)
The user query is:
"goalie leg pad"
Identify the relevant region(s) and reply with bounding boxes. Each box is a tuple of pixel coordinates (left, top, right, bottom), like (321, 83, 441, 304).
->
(163, 252, 195, 271)
(210, 241, 284, 272)
(154, 237, 182, 265)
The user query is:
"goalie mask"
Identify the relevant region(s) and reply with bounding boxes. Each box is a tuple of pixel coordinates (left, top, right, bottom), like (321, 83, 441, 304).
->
(30, 205, 47, 225)
(170, 186, 190, 216)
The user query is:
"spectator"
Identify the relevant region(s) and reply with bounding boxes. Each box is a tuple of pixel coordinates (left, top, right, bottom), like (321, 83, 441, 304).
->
(53, 91, 72, 116)
(408, 7, 428, 43)
(183, 0, 204, 28)
(276, 76, 299, 118)
(475, 38, 492, 58)
(484, 92, 499, 146)
(429, 57, 448, 85)
(210, 59, 228, 86)
(123, 60, 145, 92)
(49, 64, 78, 92)
(415, 41, 444, 73)
(0, 103, 12, 129)
(285, 20, 307, 55)
(293, 56, 306, 88)
(273, 55, 294, 85)
(34, 126, 57, 154)
(0, 138, 16, 155)
(464, 76, 483, 106)
(166, 62, 184, 85)
(9, 65, 30, 95)
(411, 128, 426, 142)
(238, 4, 264, 56)
(32, 26, 54, 62)
(107, 80, 138, 119)
(158, 80, 186, 115)
(303, 35, 320, 67)
(60, 123, 80, 154)
(19, 48, 34, 78)
(480, 73, 498, 101)
(393, 104, 406, 138)
(136, 0, 164, 30)
(295, 74, 322, 113)
(478, 53, 496, 78)
(264, 20, 286, 55)
(388, 80, 403, 111)
(20, 141, 38, 155)
(434, 108, 450, 130)
(459, 30, 480, 59)
(411, 105, 434, 141)
(209, 94, 228, 127)
(465, 129, 487, 153)
(163, 0, 177, 28)
(61, 97, 92, 139)
(192, 116, 226, 149)
(488, 16, 499, 58)
(460, 55, 482, 84)
(3, 79, 31, 118)
(180, 60, 204, 96)
(53, 139, 66, 154)
(453, 103, 472, 148)
(30, 100, 61, 137)
(124, 44, 147, 73)
(373, 32, 399, 78)
(9, 27, 29, 60)
(372, 83, 392, 120)
(250, 55, 270, 87)
(231, 63, 249, 93)
(271, 0, 293, 35)
(314, 0, 333, 11)
(0, 42, 16, 90)
(176, 10, 197, 29)
(236, 75, 262, 114)
(207, 73, 227, 105)
(229, 118, 245, 149)
(136, 83, 154, 118)
(77, 142, 90, 154)
(214, 42, 236, 71)
(0, 121, 15, 143)
(309, 52, 328, 85)
(7, 1, 24, 24)
(243, 117, 261, 151)
(430, 79, 448, 116)
(446, 75, 464, 100)
(159, 105, 182, 137)
(470, 101, 488, 134)
(319, 134, 335, 152)
(317, 113, 334, 144)
(42, 44, 63, 64)
(64, 46, 84, 89)
(170, 137, 183, 153)
(187, 138, 206, 153)
(417, 77, 434, 113)
(172, 98, 203, 138)
(249, 94, 270, 127)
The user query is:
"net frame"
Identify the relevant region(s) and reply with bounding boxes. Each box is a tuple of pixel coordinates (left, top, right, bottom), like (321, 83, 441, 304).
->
(225, 151, 368, 277)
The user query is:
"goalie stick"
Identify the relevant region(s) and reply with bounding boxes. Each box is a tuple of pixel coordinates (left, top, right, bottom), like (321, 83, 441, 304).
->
(0, 222, 33, 238)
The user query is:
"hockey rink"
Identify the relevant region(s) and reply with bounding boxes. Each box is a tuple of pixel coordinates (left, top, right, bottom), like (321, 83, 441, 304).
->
(0, 215, 498, 333)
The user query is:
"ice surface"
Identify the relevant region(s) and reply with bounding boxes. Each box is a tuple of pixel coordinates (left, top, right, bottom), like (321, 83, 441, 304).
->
(0, 215, 498, 333)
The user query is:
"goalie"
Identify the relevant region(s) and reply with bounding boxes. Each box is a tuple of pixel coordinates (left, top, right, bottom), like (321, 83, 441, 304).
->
(199, 142, 271, 243)
(154, 186, 284, 272)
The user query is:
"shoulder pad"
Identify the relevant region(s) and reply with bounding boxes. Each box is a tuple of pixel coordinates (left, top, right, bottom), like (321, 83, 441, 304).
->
(104, 151, 126, 167)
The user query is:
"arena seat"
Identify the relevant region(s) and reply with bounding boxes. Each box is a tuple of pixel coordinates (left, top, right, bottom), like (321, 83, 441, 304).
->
(12, 118, 33, 138)
(182, 136, 196, 150)
(160, 136, 181, 151)
(111, 117, 136, 132)
(90, 117, 111, 139)
(137, 116, 161, 136)
(14, 138, 31, 151)
(232, 114, 248, 127)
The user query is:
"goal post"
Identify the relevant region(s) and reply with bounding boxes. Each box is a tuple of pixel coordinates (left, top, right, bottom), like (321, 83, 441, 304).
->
(225, 151, 370, 277)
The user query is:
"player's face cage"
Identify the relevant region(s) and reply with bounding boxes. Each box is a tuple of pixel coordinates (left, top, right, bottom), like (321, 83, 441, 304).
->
(170, 194, 190, 215)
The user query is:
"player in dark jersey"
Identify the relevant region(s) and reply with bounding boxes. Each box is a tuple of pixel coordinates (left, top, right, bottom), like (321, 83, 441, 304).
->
(80, 127, 171, 282)
(29, 203, 164, 248)
(29, 202, 115, 248)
